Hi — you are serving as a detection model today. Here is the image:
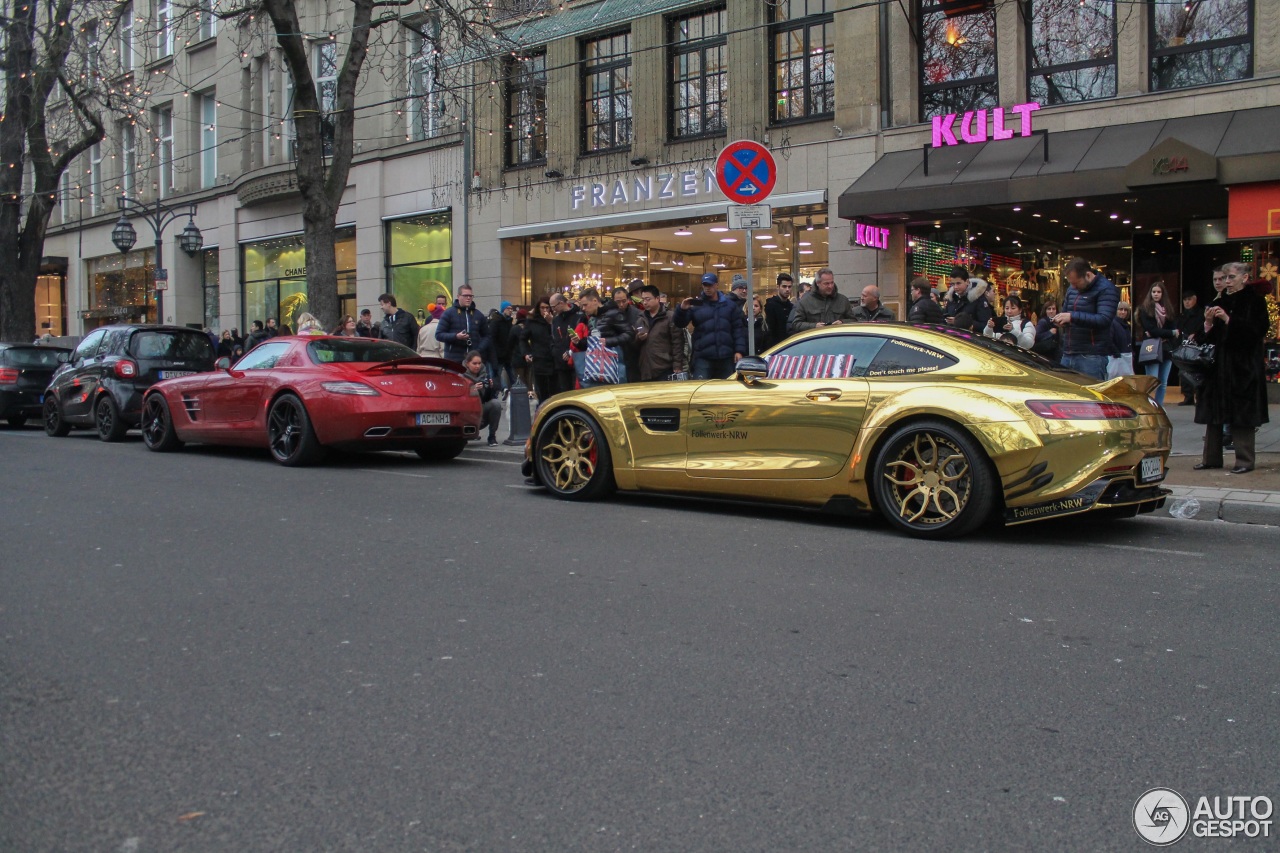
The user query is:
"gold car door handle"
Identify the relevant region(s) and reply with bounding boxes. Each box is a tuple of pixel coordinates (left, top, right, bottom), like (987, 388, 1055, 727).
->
(806, 388, 842, 402)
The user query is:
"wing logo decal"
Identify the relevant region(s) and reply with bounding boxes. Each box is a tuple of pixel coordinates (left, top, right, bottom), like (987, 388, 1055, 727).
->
(698, 408, 743, 428)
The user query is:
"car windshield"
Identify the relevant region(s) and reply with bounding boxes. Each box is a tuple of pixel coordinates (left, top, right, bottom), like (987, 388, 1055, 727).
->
(919, 324, 1076, 372)
(3, 347, 66, 367)
(129, 330, 215, 360)
(307, 338, 418, 364)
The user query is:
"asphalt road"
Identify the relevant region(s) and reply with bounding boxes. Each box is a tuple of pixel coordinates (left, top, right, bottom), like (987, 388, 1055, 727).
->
(2, 425, 1277, 852)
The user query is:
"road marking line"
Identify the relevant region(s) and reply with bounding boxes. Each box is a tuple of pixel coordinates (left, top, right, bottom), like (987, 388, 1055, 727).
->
(358, 469, 433, 479)
(459, 456, 521, 465)
(1101, 544, 1205, 557)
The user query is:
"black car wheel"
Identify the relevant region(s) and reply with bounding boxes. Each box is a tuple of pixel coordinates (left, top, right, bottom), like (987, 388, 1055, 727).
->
(533, 409, 614, 501)
(95, 394, 128, 442)
(43, 396, 70, 437)
(141, 394, 183, 452)
(6, 415, 26, 428)
(267, 393, 323, 467)
(871, 420, 995, 540)
(415, 439, 467, 462)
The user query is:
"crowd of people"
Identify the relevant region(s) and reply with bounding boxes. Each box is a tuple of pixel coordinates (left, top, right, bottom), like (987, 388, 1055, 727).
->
(207, 255, 1269, 469)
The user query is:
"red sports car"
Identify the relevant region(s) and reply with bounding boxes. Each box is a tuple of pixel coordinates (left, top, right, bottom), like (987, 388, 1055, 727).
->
(139, 336, 482, 465)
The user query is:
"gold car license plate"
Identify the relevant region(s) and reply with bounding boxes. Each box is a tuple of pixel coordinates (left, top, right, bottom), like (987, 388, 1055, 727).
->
(1139, 456, 1163, 483)
(416, 413, 451, 426)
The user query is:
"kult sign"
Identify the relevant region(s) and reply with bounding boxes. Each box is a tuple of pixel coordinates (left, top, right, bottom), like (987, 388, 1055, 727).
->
(932, 102, 1041, 148)
(854, 223, 890, 250)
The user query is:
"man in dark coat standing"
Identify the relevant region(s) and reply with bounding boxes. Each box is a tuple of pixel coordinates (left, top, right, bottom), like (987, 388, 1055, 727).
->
(765, 273, 795, 344)
(907, 277, 945, 324)
(376, 293, 419, 349)
(789, 268, 857, 333)
(548, 293, 583, 394)
(673, 273, 747, 380)
(435, 285, 490, 363)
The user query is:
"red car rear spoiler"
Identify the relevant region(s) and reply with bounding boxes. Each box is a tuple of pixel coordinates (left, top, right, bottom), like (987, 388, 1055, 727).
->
(361, 356, 466, 373)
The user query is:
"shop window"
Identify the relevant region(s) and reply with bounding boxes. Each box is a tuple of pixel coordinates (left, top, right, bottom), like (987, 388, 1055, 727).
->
(86, 249, 155, 328)
(407, 22, 440, 141)
(769, 0, 835, 125)
(581, 31, 632, 153)
(506, 51, 547, 167)
(918, 0, 998, 120)
(201, 249, 219, 331)
(1149, 0, 1252, 91)
(241, 228, 355, 331)
(1027, 0, 1116, 104)
(386, 213, 453, 314)
(35, 273, 66, 336)
(669, 7, 727, 140)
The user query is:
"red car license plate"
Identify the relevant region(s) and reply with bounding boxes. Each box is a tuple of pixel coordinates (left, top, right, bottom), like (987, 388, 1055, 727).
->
(416, 413, 451, 426)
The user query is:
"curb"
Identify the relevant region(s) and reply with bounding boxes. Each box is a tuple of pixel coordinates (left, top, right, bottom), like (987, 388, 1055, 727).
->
(1161, 486, 1280, 527)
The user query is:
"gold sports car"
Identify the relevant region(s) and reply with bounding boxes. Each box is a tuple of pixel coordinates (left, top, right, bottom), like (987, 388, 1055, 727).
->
(522, 324, 1172, 539)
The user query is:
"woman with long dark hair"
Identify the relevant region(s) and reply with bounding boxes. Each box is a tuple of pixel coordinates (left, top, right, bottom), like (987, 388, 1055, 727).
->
(1136, 281, 1180, 407)
(520, 296, 557, 403)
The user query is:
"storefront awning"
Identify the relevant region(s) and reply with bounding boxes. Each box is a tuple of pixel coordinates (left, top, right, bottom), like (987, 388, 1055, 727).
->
(838, 106, 1280, 222)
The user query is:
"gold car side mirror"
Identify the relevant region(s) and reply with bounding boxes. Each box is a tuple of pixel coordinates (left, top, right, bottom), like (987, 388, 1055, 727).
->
(736, 356, 768, 385)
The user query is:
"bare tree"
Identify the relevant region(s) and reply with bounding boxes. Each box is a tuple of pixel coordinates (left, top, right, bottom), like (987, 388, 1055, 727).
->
(201, 0, 526, 328)
(0, 0, 138, 342)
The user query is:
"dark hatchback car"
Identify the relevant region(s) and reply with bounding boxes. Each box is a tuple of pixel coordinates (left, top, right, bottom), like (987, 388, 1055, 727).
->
(44, 324, 217, 441)
(0, 343, 72, 427)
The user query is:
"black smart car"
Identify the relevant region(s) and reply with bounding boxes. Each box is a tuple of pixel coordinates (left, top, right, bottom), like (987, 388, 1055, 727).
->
(0, 343, 72, 427)
(43, 325, 217, 441)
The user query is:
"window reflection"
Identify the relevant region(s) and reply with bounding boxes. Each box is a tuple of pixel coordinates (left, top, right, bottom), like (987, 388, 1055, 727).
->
(771, 0, 835, 123)
(1027, 0, 1117, 104)
(919, 0, 998, 119)
(1150, 0, 1252, 90)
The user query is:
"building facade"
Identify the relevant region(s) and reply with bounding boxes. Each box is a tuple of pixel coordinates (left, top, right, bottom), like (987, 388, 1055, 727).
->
(37, 0, 1280, 337)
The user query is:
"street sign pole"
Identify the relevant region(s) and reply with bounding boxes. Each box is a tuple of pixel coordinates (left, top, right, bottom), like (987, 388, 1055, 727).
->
(716, 142, 777, 359)
(746, 228, 754, 355)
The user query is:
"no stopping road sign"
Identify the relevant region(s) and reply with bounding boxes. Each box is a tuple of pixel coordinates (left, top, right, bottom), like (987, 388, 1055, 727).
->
(715, 140, 776, 205)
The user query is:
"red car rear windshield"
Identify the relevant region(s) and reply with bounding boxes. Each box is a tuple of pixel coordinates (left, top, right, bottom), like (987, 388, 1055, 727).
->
(307, 339, 418, 364)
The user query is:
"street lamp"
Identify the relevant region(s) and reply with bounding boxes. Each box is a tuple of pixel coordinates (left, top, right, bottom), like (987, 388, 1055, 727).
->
(112, 195, 202, 324)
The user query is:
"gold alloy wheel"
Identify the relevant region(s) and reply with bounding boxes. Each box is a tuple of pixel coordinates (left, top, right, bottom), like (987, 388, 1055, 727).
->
(882, 431, 972, 525)
(539, 413, 599, 493)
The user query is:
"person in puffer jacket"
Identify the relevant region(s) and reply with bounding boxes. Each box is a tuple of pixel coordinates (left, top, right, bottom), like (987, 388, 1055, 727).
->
(1051, 257, 1119, 380)
(673, 273, 748, 379)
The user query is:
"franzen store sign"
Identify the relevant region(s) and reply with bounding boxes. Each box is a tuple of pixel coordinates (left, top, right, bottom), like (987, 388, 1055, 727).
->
(571, 168, 719, 210)
(932, 101, 1041, 147)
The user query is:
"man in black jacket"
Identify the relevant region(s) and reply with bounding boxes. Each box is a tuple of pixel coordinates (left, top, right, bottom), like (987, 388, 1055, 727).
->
(376, 293, 419, 349)
(942, 266, 993, 331)
(907, 277, 945, 324)
(549, 293, 584, 394)
(243, 320, 271, 351)
(765, 273, 794, 344)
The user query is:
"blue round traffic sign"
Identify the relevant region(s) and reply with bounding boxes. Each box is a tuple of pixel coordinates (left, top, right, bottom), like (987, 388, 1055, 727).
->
(715, 140, 776, 204)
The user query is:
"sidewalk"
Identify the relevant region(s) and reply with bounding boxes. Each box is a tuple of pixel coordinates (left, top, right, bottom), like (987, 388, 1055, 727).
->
(491, 387, 1280, 527)
(1157, 388, 1280, 526)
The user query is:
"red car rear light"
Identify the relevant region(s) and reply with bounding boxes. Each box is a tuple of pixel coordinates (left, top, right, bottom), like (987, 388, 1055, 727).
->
(0, 368, 19, 383)
(1025, 400, 1137, 420)
(114, 360, 138, 379)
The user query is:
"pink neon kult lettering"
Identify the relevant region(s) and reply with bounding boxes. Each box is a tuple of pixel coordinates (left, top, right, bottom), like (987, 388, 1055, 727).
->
(932, 102, 1040, 147)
